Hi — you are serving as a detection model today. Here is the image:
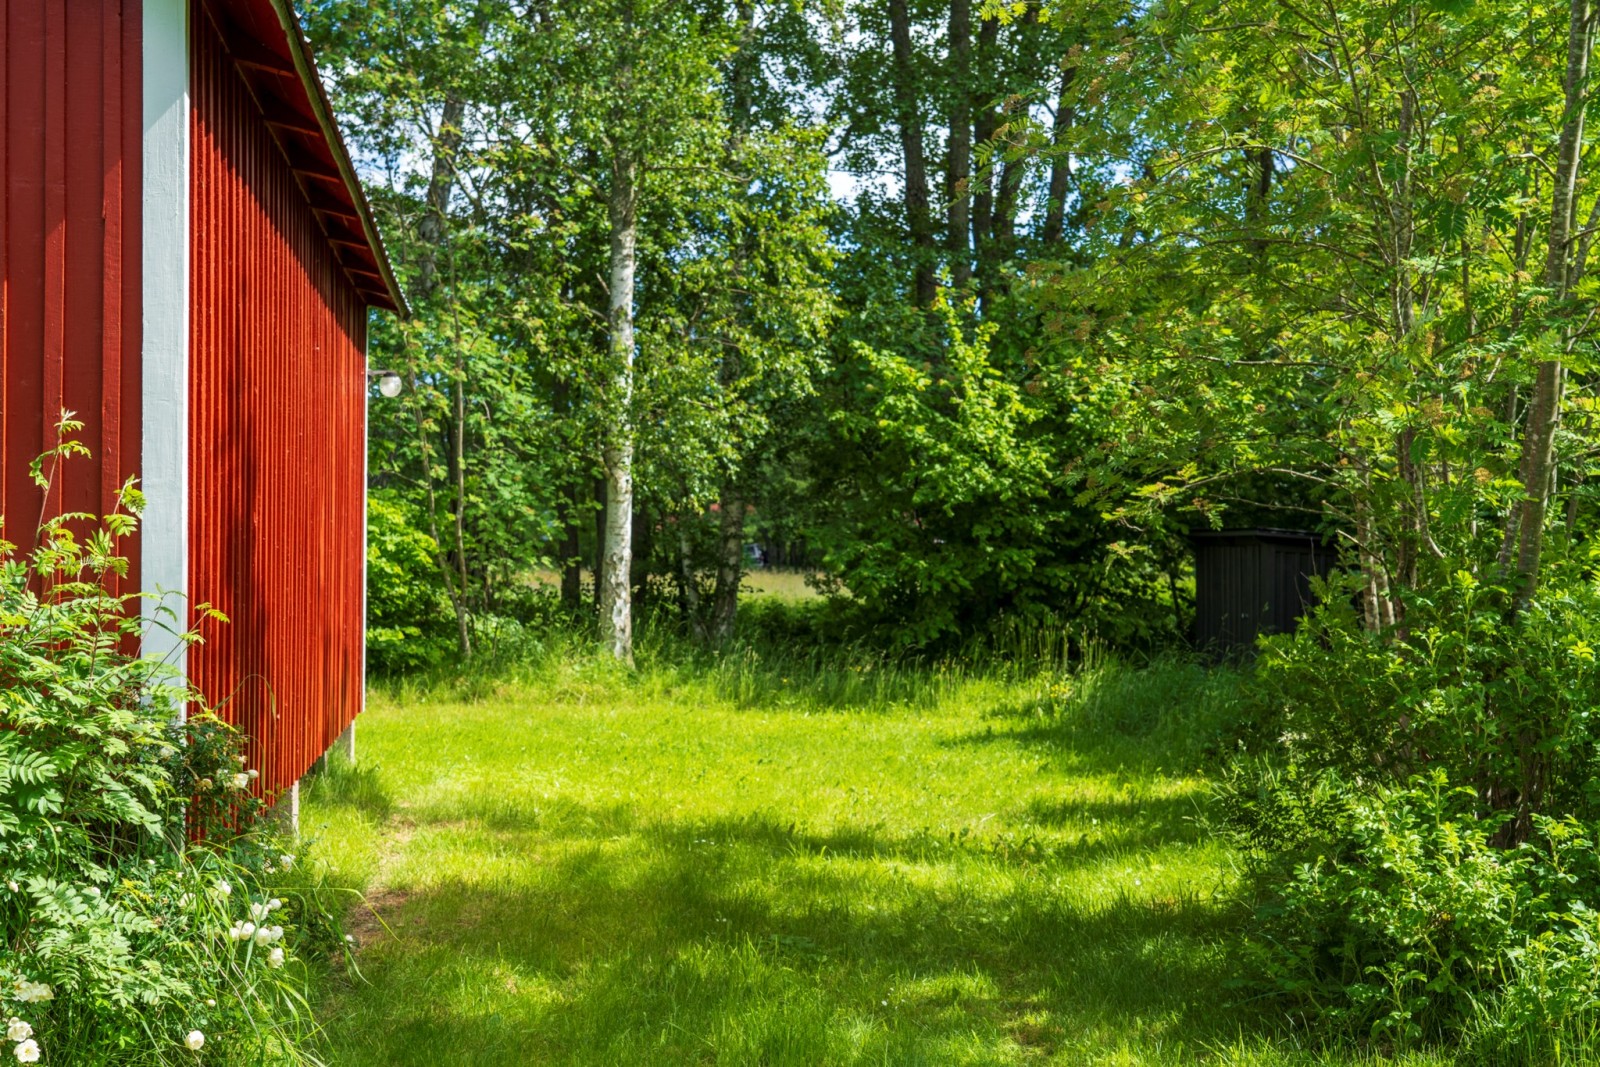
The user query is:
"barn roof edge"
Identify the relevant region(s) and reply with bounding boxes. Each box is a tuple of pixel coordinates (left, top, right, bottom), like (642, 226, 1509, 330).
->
(259, 0, 409, 318)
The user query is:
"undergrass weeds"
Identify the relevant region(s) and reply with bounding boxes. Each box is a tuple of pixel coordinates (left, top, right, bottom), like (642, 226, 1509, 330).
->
(307, 632, 1453, 1065)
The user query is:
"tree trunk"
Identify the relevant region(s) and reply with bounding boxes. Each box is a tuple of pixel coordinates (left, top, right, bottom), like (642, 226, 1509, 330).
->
(1512, 0, 1592, 609)
(416, 94, 465, 298)
(1040, 62, 1075, 245)
(593, 476, 607, 612)
(947, 0, 972, 287)
(560, 480, 583, 611)
(600, 150, 639, 664)
(678, 522, 706, 642)
(971, 17, 1000, 300)
(887, 0, 937, 306)
(709, 493, 745, 646)
(404, 91, 470, 659)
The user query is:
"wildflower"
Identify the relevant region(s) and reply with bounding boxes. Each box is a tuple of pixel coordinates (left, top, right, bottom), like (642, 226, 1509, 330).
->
(236, 754, 247, 765)
(230, 773, 250, 790)
(84, 885, 101, 898)
(13, 1038, 38, 1063)
(214, 880, 232, 897)
(4, 883, 15, 893)
(185, 1030, 205, 1050)
(247, 769, 259, 780)
(250, 902, 270, 921)
(266, 947, 285, 969)
(197, 778, 212, 790)
(4, 1021, 29, 1042)
(267, 898, 282, 912)
(229, 921, 256, 941)
(12, 983, 51, 1005)
(279, 854, 295, 871)
(160, 745, 177, 760)
(204, 999, 215, 1007)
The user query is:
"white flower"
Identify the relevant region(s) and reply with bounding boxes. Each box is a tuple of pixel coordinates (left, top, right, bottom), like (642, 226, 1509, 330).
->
(252, 926, 274, 947)
(4, 1020, 29, 1042)
(268, 925, 284, 942)
(4, 883, 15, 893)
(266, 947, 285, 969)
(249, 903, 270, 921)
(214, 880, 232, 897)
(13, 1038, 38, 1063)
(204, 999, 215, 1007)
(185, 1029, 205, 1050)
(178, 893, 194, 908)
(267, 898, 282, 912)
(279, 854, 294, 871)
(230, 773, 250, 790)
(12, 984, 51, 1005)
(236, 754, 248, 765)
(247, 769, 259, 780)
(229, 921, 256, 941)
(84, 885, 101, 898)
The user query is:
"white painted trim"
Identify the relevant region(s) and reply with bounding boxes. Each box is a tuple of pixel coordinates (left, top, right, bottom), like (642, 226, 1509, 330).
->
(141, 0, 191, 690)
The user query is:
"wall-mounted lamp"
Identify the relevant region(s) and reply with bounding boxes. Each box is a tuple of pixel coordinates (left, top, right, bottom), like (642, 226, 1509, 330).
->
(367, 370, 403, 398)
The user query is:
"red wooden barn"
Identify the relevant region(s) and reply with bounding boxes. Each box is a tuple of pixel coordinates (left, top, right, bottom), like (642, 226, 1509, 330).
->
(0, 0, 403, 814)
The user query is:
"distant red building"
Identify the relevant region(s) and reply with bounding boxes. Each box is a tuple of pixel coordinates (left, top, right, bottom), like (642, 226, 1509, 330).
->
(1, 0, 403, 808)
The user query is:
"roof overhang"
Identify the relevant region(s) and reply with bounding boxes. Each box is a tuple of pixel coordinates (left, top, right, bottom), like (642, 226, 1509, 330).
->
(200, 0, 408, 316)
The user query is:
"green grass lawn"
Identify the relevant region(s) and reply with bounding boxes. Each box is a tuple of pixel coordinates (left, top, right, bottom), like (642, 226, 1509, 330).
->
(304, 651, 1452, 1066)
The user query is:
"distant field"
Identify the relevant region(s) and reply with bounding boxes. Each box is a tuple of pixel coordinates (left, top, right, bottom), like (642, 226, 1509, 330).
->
(531, 567, 823, 602)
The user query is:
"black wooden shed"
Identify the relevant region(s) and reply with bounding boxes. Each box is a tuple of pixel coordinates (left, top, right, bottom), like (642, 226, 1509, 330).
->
(1189, 529, 1336, 653)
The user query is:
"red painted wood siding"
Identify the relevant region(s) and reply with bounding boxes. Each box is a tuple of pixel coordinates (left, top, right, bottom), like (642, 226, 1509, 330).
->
(190, 12, 367, 797)
(0, 0, 142, 572)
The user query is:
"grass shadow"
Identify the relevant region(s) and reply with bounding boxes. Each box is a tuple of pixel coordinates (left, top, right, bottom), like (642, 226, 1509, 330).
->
(321, 806, 1257, 1066)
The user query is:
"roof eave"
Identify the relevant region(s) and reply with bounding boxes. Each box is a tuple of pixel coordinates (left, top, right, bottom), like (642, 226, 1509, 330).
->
(263, 0, 409, 318)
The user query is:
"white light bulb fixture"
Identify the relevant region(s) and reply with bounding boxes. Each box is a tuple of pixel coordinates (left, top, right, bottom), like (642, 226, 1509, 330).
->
(367, 370, 404, 398)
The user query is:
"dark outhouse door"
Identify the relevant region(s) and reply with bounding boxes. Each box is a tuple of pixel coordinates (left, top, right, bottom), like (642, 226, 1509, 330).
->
(1189, 529, 1335, 653)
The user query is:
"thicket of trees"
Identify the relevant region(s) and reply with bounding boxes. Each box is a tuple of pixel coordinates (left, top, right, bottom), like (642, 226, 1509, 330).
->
(307, 0, 1600, 663)
(307, 0, 1600, 1049)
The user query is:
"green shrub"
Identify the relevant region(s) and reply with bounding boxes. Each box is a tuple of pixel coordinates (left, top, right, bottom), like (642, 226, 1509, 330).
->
(1220, 571, 1600, 1054)
(365, 494, 453, 673)
(0, 425, 343, 1065)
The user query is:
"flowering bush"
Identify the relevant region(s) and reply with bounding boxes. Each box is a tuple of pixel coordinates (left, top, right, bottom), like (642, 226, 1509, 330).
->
(0, 421, 344, 1065)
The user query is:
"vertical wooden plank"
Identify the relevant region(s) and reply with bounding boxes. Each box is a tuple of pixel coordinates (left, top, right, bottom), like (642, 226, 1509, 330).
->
(5, 0, 46, 536)
(41, 0, 67, 517)
(122, 0, 144, 597)
(188, 10, 370, 800)
(0, 0, 10, 535)
(101, 0, 124, 525)
(62, 0, 106, 523)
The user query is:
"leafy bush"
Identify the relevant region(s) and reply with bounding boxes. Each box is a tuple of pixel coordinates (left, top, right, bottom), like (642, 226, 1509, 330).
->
(1219, 571, 1600, 1053)
(806, 296, 1188, 654)
(365, 493, 454, 673)
(0, 426, 343, 1065)
(1253, 570, 1600, 827)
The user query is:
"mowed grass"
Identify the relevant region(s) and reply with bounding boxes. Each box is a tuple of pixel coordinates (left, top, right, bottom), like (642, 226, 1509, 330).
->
(304, 648, 1453, 1066)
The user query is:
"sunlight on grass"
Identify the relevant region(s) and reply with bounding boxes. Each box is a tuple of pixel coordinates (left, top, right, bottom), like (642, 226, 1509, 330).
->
(303, 650, 1455, 1066)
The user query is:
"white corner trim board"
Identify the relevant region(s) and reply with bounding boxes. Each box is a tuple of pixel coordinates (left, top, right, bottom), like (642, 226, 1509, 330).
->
(141, 0, 192, 694)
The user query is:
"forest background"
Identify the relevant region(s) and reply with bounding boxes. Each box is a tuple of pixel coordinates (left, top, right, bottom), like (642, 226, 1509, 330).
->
(300, 0, 1600, 1055)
